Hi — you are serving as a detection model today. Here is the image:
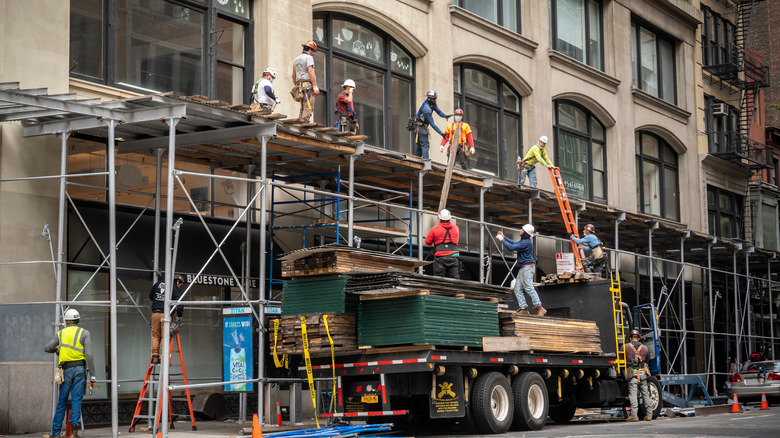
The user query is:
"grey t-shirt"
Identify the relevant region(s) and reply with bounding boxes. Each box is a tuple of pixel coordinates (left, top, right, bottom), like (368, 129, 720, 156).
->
(293, 52, 314, 81)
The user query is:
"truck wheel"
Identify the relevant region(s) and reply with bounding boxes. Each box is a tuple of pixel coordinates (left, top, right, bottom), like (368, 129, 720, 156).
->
(511, 372, 548, 431)
(548, 401, 576, 423)
(472, 372, 514, 434)
(638, 375, 662, 419)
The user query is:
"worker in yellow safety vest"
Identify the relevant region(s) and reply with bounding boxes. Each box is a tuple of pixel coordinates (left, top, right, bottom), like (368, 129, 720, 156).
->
(44, 308, 95, 438)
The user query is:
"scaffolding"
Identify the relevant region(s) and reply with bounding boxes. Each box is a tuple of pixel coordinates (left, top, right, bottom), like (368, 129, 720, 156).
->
(1, 82, 779, 438)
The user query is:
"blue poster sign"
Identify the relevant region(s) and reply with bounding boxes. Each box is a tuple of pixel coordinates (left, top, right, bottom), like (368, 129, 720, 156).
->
(223, 314, 253, 392)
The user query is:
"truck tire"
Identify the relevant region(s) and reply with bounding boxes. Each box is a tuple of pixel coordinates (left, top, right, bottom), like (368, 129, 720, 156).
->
(511, 372, 548, 431)
(472, 371, 514, 434)
(638, 375, 662, 419)
(548, 401, 576, 424)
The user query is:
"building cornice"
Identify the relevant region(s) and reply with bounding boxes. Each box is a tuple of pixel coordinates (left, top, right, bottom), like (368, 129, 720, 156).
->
(548, 50, 620, 94)
(449, 5, 538, 59)
(654, 0, 703, 29)
(632, 88, 691, 124)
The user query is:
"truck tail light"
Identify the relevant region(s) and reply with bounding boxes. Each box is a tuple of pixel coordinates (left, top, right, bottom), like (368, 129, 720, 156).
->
(767, 373, 780, 381)
(730, 374, 742, 383)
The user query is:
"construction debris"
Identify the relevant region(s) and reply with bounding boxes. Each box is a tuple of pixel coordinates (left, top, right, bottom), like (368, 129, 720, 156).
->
(500, 313, 603, 354)
(539, 272, 594, 285)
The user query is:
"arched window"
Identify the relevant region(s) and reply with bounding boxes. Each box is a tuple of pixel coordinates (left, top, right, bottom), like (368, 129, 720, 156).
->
(636, 132, 679, 220)
(553, 100, 606, 202)
(312, 14, 415, 152)
(453, 64, 522, 181)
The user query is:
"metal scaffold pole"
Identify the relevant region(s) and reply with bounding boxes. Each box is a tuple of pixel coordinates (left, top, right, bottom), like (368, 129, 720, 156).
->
(52, 131, 69, 417)
(106, 119, 119, 438)
(258, 134, 269, 424)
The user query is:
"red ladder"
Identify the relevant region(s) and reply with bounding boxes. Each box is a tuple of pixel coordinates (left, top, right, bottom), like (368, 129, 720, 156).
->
(129, 332, 197, 433)
(549, 167, 585, 273)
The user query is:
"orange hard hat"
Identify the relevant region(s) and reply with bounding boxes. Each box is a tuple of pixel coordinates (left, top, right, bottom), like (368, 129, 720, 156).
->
(454, 108, 463, 116)
(303, 40, 318, 52)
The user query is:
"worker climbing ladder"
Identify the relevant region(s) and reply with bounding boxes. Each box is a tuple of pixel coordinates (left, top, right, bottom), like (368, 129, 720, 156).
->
(610, 271, 627, 375)
(129, 332, 197, 433)
(548, 167, 585, 272)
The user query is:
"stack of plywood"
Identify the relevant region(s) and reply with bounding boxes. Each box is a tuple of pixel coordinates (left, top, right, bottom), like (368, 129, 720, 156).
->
(500, 314, 603, 354)
(279, 245, 427, 278)
(276, 313, 357, 355)
(346, 272, 512, 301)
(281, 275, 357, 316)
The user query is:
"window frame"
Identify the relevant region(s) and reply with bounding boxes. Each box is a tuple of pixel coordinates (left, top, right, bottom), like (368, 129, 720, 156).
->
(707, 185, 743, 239)
(701, 6, 736, 67)
(704, 94, 740, 154)
(631, 18, 677, 104)
(69, 0, 253, 102)
(635, 131, 680, 220)
(550, 0, 604, 71)
(451, 0, 522, 33)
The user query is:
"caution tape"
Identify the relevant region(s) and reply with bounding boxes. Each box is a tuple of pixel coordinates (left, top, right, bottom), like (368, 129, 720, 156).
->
(322, 314, 337, 414)
(272, 319, 288, 369)
(300, 316, 320, 428)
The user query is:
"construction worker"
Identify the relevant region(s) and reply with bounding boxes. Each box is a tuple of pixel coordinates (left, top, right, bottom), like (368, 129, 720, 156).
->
(335, 79, 359, 133)
(251, 67, 281, 111)
(439, 108, 475, 170)
(569, 223, 607, 275)
(44, 308, 96, 438)
(149, 274, 184, 364)
(425, 209, 460, 279)
(625, 330, 652, 422)
(291, 40, 319, 122)
(497, 225, 547, 316)
(414, 90, 449, 159)
(517, 136, 554, 187)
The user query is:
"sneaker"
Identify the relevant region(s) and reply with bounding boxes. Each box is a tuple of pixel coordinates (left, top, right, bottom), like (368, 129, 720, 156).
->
(625, 415, 639, 422)
(644, 414, 653, 421)
(514, 308, 530, 315)
(152, 355, 160, 364)
(534, 305, 547, 316)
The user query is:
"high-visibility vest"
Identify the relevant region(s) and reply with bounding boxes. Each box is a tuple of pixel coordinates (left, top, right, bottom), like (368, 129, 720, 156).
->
(57, 325, 86, 364)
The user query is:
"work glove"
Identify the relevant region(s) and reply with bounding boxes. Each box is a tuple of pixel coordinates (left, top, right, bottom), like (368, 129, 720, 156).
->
(445, 114, 452, 120)
(439, 131, 446, 139)
(275, 98, 281, 104)
(470, 148, 475, 155)
(90, 376, 96, 385)
(496, 232, 504, 241)
(569, 234, 575, 239)
(312, 86, 320, 95)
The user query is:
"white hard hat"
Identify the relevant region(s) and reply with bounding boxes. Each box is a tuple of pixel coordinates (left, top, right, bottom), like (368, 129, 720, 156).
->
(438, 209, 452, 221)
(264, 68, 277, 78)
(539, 136, 548, 144)
(343, 79, 356, 89)
(522, 224, 535, 235)
(64, 308, 80, 321)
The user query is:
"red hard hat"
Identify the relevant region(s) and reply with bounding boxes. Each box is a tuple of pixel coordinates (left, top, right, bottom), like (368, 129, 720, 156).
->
(303, 40, 318, 51)
(454, 108, 463, 116)
(584, 224, 596, 233)
(629, 330, 641, 339)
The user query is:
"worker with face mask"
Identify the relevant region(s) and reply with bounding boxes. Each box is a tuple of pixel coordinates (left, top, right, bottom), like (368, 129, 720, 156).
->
(440, 108, 475, 170)
(251, 67, 280, 112)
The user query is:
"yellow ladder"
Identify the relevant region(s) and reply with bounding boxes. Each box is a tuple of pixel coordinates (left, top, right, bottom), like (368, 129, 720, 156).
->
(610, 271, 627, 374)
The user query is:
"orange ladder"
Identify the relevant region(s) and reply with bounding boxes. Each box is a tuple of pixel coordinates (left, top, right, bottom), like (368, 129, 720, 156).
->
(129, 332, 197, 433)
(548, 167, 585, 272)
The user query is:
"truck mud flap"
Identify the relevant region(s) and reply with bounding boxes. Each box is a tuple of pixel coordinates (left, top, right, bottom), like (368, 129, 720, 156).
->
(430, 366, 465, 418)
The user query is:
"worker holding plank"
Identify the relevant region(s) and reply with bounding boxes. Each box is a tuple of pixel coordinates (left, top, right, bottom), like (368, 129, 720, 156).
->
(497, 225, 547, 316)
(439, 108, 475, 171)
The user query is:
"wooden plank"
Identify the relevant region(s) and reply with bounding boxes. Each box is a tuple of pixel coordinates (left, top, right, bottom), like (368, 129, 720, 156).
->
(348, 135, 368, 141)
(260, 113, 286, 120)
(482, 336, 531, 352)
(359, 290, 430, 301)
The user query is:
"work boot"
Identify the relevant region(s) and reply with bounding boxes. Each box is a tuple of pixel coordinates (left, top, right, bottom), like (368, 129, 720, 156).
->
(71, 427, 80, 438)
(625, 415, 639, 422)
(514, 308, 530, 315)
(152, 355, 160, 364)
(644, 414, 653, 421)
(534, 305, 547, 316)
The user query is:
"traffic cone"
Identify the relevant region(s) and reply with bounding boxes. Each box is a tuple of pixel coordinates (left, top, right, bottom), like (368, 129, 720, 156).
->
(760, 392, 770, 410)
(731, 393, 741, 413)
(276, 401, 283, 426)
(252, 413, 263, 438)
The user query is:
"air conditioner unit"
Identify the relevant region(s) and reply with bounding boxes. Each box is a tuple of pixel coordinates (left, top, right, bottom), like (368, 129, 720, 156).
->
(712, 103, 728, 116)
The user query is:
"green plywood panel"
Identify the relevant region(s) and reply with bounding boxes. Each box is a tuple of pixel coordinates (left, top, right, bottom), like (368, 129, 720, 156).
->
(281, 275, 357, 315)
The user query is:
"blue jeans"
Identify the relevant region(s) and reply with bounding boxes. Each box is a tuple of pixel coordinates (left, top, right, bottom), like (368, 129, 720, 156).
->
(516, 265, 541, 309)
(518, 165, 537, 187)
(52, 366, 86, 436)
(415, 129, 430, 159)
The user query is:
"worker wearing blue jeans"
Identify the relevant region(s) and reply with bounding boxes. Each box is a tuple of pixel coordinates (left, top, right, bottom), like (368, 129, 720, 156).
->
(497, 224, 546, 316)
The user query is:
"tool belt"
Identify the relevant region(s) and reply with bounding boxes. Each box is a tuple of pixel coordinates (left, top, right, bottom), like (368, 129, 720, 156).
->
(434, 242, 458, 252)
(591, 244, 604, 260)
(61, 359, 86, 369)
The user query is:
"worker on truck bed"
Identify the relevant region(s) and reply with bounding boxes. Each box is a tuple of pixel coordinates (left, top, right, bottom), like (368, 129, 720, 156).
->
(413, 90, 449, 159)
(440, 108, 475, 170)
(517, 136, 554, 188)
(149, 274, 184, 364)
(425, 209, 460, 279)
(625, 330, 653, 422)
(496, 225, 547, 316)
(44, 308, 96, 438)
(569, 223, 607, 275)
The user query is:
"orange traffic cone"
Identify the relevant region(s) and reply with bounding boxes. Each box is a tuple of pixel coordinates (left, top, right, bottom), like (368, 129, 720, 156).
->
(276, 401, 283, 426)
(760, 392, 770, 410)
(252, 413, 263, 438)
(731, 394, 741, 413)
(156, 433, 162, 438)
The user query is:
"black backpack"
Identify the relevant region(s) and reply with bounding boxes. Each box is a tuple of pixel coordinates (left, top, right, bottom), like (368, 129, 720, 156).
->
(406, 116, 417, 132)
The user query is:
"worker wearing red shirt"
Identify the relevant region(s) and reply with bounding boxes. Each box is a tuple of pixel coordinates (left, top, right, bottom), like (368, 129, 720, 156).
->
(439, 108, 475, 171)
(425, 209, 460, 279)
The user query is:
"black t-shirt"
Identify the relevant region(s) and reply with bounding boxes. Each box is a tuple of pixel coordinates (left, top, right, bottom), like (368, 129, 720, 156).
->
(149, 281, 183, 316)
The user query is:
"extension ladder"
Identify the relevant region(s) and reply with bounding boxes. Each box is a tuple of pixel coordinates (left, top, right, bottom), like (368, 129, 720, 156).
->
(548, 167, 585, 272)
(129, 332, 197, 433)
(610, 271, 627, 375)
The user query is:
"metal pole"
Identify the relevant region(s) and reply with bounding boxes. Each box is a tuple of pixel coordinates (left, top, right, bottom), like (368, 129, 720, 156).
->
(649, 223, 657, 306)
(734, 248, 741, 365)
(348, 154, 355, 247)
(745, 249, 752, 355)
(417, 170, 424, 273)
(680, 233, 688, 375)
(154, 149, 163, 283)
(258, 135, 269, 424)
(707, 240, 716, 382)
(52, 132, 69, 417)
(243, 164, 254, 425)
(614, 213, 625, 277)
(160, 117, 179, 437)
(770, 257, 775, 360)
(479, 187, 485, 283)
(106, 119, 120, 438)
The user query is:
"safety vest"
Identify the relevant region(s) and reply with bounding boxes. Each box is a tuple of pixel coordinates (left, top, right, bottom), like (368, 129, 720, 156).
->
(57, 325, 86, 364)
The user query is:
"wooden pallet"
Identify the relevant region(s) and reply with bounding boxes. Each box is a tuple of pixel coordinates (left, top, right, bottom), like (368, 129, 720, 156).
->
(500, 314, 603, 355)
(276, 313, 357, 355)
(281, 251, 421, 277)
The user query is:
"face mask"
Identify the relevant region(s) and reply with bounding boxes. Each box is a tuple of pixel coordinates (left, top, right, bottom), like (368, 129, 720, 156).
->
(269, 78, 274, 83)
(454, 116, 462, 122)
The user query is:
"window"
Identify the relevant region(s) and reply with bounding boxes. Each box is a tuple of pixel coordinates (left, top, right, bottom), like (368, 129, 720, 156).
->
(635, 132, 679, 220)
(313, 14, 415, 152)
(452, 0, 521, 33)
(70, 0, 251, 103)
(553, 100, 606, 202)
(453, 65, 522, 181)
(707, 186, 742, 239)
(550, 0, 603, 71)
(631, 20, 676, 104)
(704, 94, 740, 154)
(701, 6, 736, 67)
(761, 203, 778, 251)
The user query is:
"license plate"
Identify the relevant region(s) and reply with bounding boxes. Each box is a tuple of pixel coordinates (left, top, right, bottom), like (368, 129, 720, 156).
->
(361, 394, 378, 404)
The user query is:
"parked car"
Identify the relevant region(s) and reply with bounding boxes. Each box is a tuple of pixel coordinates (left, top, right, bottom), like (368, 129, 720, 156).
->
(729, 360, 780, 401)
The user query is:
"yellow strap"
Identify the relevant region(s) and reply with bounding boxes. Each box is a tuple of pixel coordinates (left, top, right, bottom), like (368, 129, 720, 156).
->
(300, 316, 320, 428)
(272, 319, 288, 369)
(322, 315, 337, 414)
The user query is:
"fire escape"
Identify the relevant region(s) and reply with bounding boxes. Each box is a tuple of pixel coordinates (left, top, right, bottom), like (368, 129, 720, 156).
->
(702, 0, 770, 243)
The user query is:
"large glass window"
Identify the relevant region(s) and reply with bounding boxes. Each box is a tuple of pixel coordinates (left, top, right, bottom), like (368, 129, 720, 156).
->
(452, 0, 521, 33)
(313, 14, 415, 152)
(635, 132, 679, 220)
(701, 6, 736, 67)
(707, 186, 742, 239)
(551, 0, 603, 71)
(453, 65, 522, 181)
(553, 100, 606, 201)
(70, 0, 251, 101)
(631, 21, 677, 104)
(761, 203, 778, 251)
